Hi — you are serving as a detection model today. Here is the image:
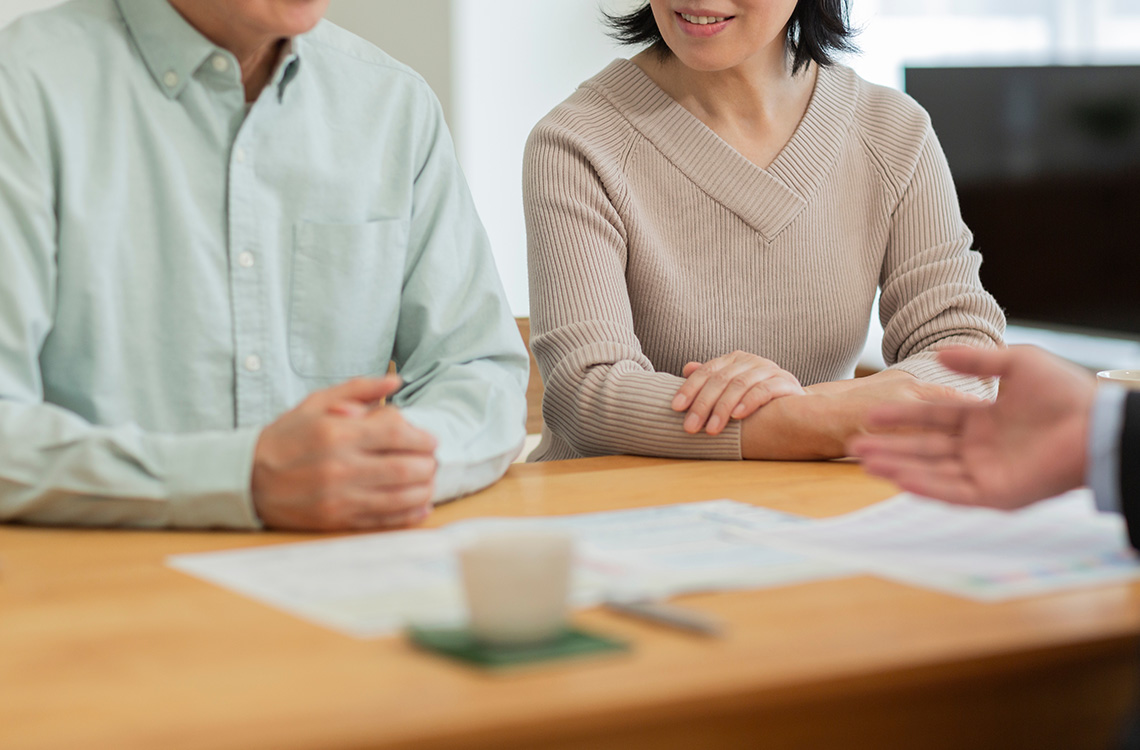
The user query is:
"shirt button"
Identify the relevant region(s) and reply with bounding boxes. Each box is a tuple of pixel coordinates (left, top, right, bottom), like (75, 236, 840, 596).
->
(238, 251, 255, 268)
(211, 55, 229, 73)
(234, 147, 246, 163)
(163, 70, 179, 88)
(244, 354, 262, 372)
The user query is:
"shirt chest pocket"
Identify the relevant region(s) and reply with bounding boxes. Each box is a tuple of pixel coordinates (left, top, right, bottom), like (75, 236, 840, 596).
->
(288, 219, 408, 379)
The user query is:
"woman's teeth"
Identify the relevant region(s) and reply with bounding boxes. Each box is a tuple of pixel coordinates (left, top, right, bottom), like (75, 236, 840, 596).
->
(680, 13, 728, 24)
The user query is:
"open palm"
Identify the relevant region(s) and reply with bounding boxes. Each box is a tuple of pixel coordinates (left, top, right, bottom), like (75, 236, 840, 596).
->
(849, 346, 1096, 509)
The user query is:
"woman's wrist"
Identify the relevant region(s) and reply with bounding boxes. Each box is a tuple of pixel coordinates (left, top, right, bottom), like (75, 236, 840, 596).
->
(738, 371, 930, 460)
(739, 393, 848, 460)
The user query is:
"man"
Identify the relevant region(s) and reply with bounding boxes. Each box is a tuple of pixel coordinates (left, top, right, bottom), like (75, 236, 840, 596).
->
(0, 0, 528, 530)
(849, 346, 1139, 545)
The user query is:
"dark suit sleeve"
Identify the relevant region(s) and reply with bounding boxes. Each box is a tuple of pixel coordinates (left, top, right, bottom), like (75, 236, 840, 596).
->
(1121, 392, 1140, 549)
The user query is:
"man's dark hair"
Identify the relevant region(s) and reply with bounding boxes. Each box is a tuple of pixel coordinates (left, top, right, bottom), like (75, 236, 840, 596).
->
(603, 1, 857, 74)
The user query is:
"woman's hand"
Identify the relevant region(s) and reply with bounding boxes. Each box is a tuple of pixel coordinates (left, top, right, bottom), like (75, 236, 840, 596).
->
(740, 369, 981, 460)
(671, 351, 805, 436)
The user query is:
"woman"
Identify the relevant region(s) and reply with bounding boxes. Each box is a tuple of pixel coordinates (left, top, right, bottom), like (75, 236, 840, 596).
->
(523, 0, 1005, 462)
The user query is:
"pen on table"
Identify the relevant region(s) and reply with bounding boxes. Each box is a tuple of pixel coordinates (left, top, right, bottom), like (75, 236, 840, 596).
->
(602, 599, 725, 638)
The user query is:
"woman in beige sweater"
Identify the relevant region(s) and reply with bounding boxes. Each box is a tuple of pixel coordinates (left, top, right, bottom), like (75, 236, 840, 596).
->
(523, 0, 1005, 462)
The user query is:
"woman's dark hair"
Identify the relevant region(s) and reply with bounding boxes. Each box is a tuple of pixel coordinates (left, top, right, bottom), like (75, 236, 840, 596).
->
(603, 1, 857, 74)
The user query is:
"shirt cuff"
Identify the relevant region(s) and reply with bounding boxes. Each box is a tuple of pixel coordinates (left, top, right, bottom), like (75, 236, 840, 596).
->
(1087, 385, 1128, 515)
(149, 427, 264, 529)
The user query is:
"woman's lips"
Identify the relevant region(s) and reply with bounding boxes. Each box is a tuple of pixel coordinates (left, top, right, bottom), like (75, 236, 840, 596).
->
(675, 11, 733, 37)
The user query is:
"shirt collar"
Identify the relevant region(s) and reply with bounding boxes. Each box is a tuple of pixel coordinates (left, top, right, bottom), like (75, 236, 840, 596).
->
(269, 38, 302, 103)
(115, 0, 303, 102)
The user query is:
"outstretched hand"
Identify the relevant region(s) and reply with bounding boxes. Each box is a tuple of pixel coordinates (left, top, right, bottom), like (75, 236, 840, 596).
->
(848, 346, 1096, 509)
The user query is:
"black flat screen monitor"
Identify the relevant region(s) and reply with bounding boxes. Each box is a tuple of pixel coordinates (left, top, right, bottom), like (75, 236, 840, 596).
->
(904, 65, 1140, 338)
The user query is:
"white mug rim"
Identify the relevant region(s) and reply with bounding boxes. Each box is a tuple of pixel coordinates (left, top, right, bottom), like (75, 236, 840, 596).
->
(1097, 369, 1140, 380)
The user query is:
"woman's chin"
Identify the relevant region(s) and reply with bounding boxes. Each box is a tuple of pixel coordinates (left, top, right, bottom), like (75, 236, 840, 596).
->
(669, 48, 748, 74)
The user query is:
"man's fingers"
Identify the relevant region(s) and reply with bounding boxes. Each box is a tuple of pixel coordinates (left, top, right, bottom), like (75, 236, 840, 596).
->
(937, 346, 1012, 380)
(345, 486, 435, 530)
(848, 432, 959, 461)
(307, 375, 403, 412)
(363, 502, 432, 530)
(327, 402, 370, 418)
(354, 454, 438, 489)
(357, 409, 438, 453)
(859, 453, 978, 505)
(864, 400, 972, 433)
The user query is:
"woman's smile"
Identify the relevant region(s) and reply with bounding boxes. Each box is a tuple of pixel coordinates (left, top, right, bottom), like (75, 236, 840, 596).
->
(674, 9, 735, 37)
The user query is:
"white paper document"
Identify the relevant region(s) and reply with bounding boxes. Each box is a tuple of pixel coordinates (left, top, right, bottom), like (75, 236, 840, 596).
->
(168, 500, 851, 638)
(169, 492, 1140, 637)
(741, 489, 1140, 601)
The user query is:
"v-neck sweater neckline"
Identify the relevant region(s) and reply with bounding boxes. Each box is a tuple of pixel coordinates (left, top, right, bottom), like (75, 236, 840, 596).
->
(581, 58, 857, 242)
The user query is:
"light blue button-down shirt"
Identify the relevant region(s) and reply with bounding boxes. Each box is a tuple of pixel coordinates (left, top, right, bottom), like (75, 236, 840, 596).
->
(0, 0, 527, 528)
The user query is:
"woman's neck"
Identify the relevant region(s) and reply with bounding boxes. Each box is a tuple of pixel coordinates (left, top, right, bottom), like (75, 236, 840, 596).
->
(631, 45, 816, 169)
(635, 42, 810, 128)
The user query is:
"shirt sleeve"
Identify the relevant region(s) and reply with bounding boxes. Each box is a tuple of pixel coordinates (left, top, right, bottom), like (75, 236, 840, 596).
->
(1087, 385, 1127, 515)
(878, 127, 1006, 397)
(390, 88, 529, 502)
(523, 120, 742, 460)
(0, 60, 263, 529)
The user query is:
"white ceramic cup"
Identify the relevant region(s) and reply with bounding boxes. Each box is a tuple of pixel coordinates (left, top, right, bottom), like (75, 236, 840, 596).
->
(459, 531, 574, 646)
(1096, 370, 1140, 390)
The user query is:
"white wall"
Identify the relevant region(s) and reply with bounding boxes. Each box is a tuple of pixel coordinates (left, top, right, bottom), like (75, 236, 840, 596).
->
(324, 0, 454, 124)
(451, 1, 640, 314)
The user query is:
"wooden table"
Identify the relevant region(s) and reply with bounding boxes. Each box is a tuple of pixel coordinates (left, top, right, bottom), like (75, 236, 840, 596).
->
(3, 457, 1139, 750)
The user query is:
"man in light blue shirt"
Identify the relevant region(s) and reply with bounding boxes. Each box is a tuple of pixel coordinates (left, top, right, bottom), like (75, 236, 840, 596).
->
(0, 0, 528, 530)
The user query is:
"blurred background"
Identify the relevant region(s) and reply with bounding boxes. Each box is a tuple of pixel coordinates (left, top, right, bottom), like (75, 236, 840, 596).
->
(3, 0, 1140, 367)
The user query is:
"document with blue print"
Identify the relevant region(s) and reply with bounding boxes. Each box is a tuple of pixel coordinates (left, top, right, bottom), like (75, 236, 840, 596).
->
(740, 489, 1140, 602)
(168, 500, 852, 639)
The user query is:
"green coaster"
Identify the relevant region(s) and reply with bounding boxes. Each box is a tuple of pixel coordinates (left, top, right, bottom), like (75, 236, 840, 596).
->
(407, 626, 629, 670)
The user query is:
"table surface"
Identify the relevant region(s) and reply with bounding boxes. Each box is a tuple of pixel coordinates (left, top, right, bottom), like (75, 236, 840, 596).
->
(3, 456, 1140, 750)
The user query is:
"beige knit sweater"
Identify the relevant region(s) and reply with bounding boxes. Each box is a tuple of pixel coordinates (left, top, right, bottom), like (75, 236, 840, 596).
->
(523, 59, 1005, 462)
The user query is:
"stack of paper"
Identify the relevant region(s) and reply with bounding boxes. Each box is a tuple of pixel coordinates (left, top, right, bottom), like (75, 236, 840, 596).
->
(740, 490, 1140, 601)
(169, 500, 851, 638)
(168, 491, 1140, 638)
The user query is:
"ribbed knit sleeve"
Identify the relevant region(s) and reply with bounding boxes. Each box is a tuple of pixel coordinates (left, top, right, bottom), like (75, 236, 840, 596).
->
(869, 106, 1005, 397)
(523, 113, 743, 461)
